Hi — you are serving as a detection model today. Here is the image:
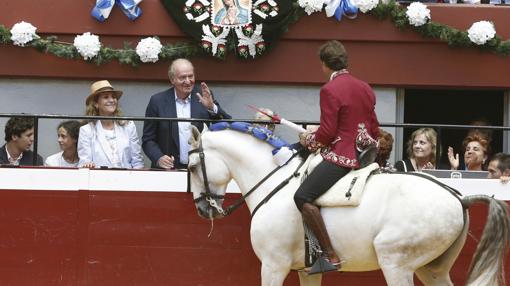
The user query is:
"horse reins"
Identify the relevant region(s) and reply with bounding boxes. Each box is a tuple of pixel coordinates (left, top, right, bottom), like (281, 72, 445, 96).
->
(189, 141, 226, 216)
(189, 141, 304, 217)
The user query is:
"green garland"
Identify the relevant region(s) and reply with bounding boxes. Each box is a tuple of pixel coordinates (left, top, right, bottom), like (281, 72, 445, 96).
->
(0, 25, 201, 66)
(1, 1, 509, 67)
(369, 1, 510, 54)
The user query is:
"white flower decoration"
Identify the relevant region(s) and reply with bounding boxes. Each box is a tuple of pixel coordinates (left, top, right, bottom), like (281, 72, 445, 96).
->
(352, 0, 379, 13)
(406, 2, 430, 27)
(298, 0, 325, 15)
(468, 21, 496, 45)
(10, 21, 38, 47)
(73, 32, 101, 60)
(136, 37, 163, 63)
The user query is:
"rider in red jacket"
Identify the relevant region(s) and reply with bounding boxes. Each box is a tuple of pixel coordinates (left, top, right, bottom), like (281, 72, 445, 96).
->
(294, 40, 379, 274)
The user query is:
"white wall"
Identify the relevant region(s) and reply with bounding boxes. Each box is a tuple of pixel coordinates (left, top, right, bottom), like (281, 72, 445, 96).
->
(0, 78, 397, 165)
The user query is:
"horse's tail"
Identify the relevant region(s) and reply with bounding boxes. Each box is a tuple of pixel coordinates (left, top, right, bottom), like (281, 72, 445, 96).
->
(463, 195, 510, 286)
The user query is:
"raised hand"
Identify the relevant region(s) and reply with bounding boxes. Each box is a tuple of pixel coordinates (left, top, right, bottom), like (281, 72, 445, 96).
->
(196, 82, 214, 110)
(448, 146, 459, 170)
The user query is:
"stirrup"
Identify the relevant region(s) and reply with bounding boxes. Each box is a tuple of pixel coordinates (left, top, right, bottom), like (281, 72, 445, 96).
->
(307, 257, 341, 275)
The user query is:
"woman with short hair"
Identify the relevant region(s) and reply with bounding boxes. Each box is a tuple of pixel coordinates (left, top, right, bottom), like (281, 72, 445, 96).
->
(448, 132, 490, 171)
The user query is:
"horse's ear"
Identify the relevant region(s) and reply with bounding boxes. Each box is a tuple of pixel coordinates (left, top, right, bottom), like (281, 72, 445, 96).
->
(189, 125, 201, 148)
(202, 123, 209, 133)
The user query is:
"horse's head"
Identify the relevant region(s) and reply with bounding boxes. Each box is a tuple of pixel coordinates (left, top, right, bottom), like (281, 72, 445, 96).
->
(188, 126, 232, 220)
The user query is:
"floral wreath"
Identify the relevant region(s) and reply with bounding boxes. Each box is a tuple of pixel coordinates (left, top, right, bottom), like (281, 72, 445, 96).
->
(162, 0, 292, 59)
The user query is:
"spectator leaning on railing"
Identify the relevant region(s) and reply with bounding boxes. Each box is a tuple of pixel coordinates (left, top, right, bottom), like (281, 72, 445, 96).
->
(487, 152, 510, 184)
(142, 58, 231, 170)
(78, 80, 144, 169)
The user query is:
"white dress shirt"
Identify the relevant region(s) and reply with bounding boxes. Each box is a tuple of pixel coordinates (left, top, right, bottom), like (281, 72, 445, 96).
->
(174, 91, 218, 165)
(175, 93, 192, 165)
(6, 147, 22, 166)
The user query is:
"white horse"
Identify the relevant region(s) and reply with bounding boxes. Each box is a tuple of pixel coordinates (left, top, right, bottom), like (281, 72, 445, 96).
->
(187, 126, 510, 286)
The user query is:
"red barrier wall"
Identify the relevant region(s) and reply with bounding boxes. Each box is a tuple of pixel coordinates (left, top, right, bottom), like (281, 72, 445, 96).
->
(0, 189, 507, 285)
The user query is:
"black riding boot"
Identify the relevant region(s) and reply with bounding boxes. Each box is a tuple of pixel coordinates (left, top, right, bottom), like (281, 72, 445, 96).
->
(301, 202, 341, 274)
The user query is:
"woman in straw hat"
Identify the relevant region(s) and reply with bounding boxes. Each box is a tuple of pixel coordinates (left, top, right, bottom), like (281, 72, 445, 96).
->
(77, 80, 144, 169)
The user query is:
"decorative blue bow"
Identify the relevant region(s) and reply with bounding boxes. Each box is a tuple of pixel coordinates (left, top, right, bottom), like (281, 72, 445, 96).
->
(91, 0, 143, 22)
(325, 0, 358, 21)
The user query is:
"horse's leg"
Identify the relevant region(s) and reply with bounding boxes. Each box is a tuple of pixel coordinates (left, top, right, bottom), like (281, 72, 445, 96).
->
(297, 272, 322, 286)
(415, 269, 452, 286)
(260, 263, 289, 286)
(378, 266, 414, 286)
(374, 233, 417, 286)
(415, 212, 469, 286)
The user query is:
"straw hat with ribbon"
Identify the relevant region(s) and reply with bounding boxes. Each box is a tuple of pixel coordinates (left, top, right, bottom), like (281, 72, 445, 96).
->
(86, 80, 123, 105)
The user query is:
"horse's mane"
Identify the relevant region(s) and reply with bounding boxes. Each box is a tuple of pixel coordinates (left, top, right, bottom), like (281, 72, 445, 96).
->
(209, 122, 291, 152)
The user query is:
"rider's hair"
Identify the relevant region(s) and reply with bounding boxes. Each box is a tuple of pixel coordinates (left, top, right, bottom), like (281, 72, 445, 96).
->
(319, 40, 348, 71)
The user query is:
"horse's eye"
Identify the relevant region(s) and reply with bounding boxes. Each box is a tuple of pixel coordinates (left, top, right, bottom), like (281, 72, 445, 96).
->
(188, 165, 196, 172)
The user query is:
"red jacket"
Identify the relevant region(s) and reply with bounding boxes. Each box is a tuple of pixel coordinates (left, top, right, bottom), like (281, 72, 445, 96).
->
(306, 71, 379, 168)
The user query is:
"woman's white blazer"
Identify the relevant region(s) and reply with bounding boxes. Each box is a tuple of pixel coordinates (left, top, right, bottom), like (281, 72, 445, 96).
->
(78, 121, 144, 169)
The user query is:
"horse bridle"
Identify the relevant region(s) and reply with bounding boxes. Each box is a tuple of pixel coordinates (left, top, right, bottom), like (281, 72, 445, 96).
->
(188, 140, 303, 217)
(188, 140, 227, 216)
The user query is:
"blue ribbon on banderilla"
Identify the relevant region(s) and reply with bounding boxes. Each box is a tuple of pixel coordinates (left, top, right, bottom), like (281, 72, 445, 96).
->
(91, 0, 143, 22)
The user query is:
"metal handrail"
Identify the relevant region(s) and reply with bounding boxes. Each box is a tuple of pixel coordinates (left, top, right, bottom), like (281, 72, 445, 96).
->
(0, 112, 508, 166)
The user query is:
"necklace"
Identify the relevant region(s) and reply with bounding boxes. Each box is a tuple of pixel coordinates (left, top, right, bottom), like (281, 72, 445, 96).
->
(104, 128, 121, 167)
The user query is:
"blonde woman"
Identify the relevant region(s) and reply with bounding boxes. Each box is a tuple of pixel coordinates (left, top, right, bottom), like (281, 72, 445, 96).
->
(78, 80, 144, 169)
(395, 128, 437, 172)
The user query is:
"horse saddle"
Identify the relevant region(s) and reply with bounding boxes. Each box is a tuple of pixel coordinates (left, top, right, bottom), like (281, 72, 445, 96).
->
(301, 153, 379, 207)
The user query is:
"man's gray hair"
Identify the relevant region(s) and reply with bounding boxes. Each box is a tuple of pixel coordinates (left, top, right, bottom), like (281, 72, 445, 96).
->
(168, 58, 194, 80)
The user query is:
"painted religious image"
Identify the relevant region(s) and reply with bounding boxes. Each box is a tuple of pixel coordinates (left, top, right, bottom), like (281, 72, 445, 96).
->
(212, 0, 251, 26)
